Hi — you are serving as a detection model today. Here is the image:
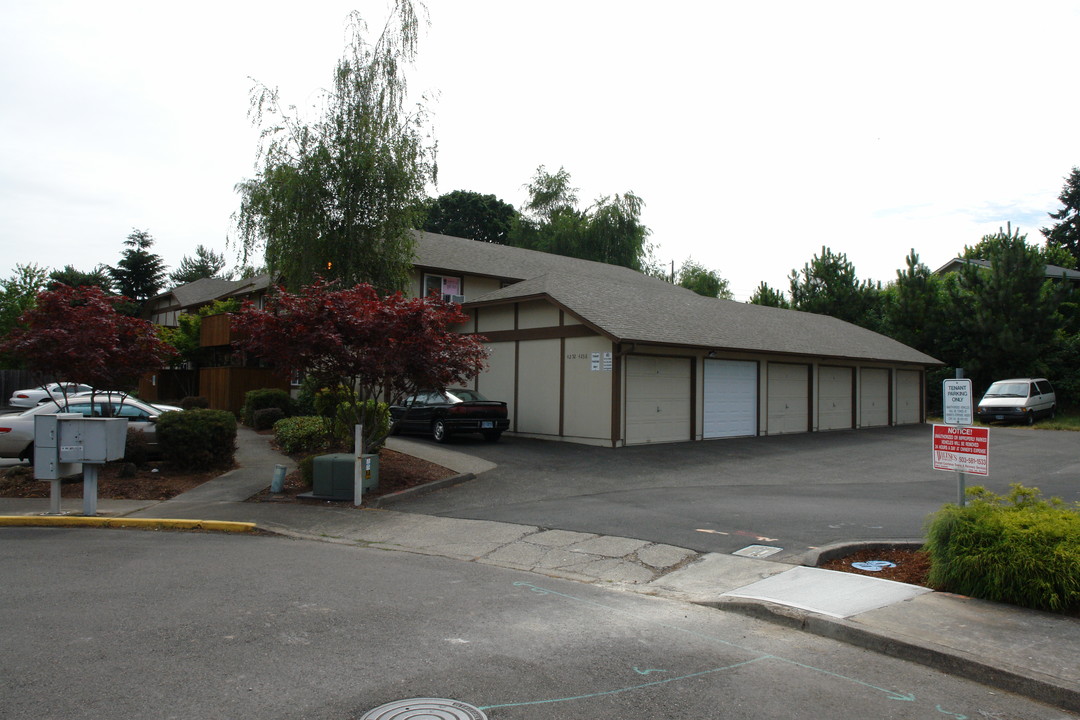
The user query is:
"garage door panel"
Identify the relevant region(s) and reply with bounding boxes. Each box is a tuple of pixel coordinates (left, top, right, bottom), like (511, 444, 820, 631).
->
(861, 368, 890, 427)
(625, 356, 692, 445)
(703, 359, 757, 439)
(896, 370, 921, 425)
(818, 366, 853, 431)
(767, 363, 810, 435)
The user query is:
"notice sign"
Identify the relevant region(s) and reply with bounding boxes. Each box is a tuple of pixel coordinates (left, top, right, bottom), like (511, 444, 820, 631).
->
(933, 424, 989, 476)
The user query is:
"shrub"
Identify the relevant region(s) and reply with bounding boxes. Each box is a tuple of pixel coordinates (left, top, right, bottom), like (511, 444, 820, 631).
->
(179, 396, 210, 410)
(924, 483, 1080, 612)
(122, 427, 151, 466)
(273, 416, 332, 455)
(241, 388, 296, 426)
(253, 407, 286, 431)
(298, 455, 316, 487)
(156, 409, 237, 471)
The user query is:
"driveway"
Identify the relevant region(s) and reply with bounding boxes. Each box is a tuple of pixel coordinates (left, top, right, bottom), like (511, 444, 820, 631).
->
(391, 425, 1080, 559)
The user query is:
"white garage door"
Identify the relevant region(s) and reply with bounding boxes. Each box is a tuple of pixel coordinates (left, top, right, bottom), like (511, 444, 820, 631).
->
(703, 359, 757, 439)
(861, 368, 890, 427)
(818, 366, 853, 431)
(767, 363, 810, 435)
(895, 370, 921, 425)
(625, 356, 692, 445)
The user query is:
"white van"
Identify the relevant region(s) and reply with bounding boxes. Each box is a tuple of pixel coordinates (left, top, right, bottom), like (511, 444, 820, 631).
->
(976, 378, 1056, 425)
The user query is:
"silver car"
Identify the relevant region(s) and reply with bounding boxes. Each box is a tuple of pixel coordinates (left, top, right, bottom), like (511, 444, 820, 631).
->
(8, 382, 92, 408)
(0, 398, 181, 461)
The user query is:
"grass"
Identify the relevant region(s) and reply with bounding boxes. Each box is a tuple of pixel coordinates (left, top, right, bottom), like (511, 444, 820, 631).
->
(926, 410, 1080, 431)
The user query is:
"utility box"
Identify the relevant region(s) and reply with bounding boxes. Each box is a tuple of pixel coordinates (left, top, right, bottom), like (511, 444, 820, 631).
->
(34, 415, 128, 479)
(308, 453, 379, 500)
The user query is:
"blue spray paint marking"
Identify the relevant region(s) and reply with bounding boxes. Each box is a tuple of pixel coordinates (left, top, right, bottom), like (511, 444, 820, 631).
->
(633, 667, 667, 676)
(936, 705, 968, 719)
(485, 581, 928, 712)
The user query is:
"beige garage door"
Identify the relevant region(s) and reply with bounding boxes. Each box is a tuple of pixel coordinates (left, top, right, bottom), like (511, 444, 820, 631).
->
(767, 363, 810, 435)
(895, 370, 921, 424)
(861, 368, 890, 427)
(625, 356, 692, 445)
(818, 366, 853, 431)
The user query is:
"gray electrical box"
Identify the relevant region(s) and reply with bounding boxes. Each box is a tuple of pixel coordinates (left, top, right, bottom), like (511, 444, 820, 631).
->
(34, 415, 128, 479)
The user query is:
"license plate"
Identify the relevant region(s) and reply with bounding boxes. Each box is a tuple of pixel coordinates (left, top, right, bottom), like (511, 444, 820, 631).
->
(995, 415, 1004, 420)
(481, 421, 493, 428)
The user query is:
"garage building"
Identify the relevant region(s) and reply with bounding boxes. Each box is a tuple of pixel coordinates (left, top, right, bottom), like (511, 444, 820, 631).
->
(411, 232, 940, 447)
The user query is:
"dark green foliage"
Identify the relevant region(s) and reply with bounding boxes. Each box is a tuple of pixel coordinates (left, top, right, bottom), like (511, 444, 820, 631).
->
(109, 229, 168, 308)
(253, 407, 286, 431)
(314, 385, 390, 451)
(156, 409, 237, 471)
(877, 250, 948, 354)
(0, 264, 48, 366)
(241, 388, 296, 426)
(273, 416, 332, 455)
(748, 282, 790, 308)
(423, 190, 516, 244)
(169, 245, 231, 285)
(122, 427, 151, 466)
(509, 166, 651, 272)
(48, 264, 114, 293)
(179, 396, 210, 410)
(945, 225, 1068, 394)
(1041, 166, 1080, 268)
(788, 246, 882, 329)
(924, 484, 1080, 612)
(676, 259, 732, 299)
(298, 455, 316, 487)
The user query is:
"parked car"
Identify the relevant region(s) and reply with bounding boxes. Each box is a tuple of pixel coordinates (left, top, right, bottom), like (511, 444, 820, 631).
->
(8, 382, 92, 408)
(389, 388, 509, 443)
(976, 378, 1056, 425)
(0, 397, 181, 461)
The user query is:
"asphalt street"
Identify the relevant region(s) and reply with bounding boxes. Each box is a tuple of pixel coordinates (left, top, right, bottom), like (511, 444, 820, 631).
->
(390, 424, 1080, 559)
(1, 527, 1067, 720)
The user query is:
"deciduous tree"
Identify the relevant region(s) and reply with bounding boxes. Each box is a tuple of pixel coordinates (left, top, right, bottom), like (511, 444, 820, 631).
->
(676, 259, 733, 299)
(0, 285, 176, 397)
(231, 280, 487, 451)
(235, 1, 435, 293)
(0, 264, 49, 365)
(423, 190, 517, 244)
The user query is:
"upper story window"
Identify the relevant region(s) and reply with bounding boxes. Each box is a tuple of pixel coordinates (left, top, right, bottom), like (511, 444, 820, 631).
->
(423, 273, 464, 303)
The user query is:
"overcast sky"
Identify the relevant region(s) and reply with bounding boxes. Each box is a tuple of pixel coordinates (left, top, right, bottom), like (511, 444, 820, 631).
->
(3, 0, 1079, 300)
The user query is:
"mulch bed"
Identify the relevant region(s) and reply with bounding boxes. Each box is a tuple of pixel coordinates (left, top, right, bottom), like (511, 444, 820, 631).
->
(819, 547, 932, 586)
(0, 462, 222, 501)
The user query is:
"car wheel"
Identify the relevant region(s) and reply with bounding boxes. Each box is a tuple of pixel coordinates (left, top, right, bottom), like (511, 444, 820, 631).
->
(19, 442, 33, 462)
(1026, 413, 1035, 426)
(432, 419, 449, 443)
(1050, 405, 1057, 420)
(482, 431, 502, 442)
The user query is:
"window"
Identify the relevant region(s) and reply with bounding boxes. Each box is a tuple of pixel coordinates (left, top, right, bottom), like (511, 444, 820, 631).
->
(423, 274, 463, 302)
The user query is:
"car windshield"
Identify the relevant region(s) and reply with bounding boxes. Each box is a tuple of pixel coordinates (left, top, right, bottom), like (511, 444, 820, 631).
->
(444, 389, 489, 403)
(984, 382, 1029, 398)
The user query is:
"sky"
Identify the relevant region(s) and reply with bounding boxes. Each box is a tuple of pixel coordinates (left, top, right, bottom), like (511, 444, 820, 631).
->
(3, 1, 1079, 301)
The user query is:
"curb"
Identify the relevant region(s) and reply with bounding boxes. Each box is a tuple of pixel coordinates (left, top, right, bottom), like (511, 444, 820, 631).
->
(366, 472, 476, 507)
(798, 538, 925, 567)
(704, 598, 1080, 714)
(0, 516, 256, 533)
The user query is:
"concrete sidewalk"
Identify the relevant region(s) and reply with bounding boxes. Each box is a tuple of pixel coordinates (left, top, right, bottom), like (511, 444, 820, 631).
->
(1, 427, 1077, 713)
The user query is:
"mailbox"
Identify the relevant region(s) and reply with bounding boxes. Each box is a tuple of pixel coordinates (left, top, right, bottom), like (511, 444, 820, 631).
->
(34, 415, 128, 479)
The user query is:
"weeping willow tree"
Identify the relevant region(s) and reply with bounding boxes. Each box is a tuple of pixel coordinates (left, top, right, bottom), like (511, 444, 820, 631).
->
(234, 1, 436, 293)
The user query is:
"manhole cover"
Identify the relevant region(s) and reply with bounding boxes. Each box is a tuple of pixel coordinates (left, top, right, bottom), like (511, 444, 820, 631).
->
(359, 698, 487, 720)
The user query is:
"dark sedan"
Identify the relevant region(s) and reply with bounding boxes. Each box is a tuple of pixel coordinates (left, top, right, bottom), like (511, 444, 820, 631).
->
(389, 389, 509, 443)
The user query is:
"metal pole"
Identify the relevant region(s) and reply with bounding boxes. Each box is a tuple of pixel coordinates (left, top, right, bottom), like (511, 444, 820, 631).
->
(83, 464, 98, 516)
(49, 479, 61, 514)
(955, 367, 966, 507)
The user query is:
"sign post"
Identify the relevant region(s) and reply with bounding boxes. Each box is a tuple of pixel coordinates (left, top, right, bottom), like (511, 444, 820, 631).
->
(936, 373, 986, 505)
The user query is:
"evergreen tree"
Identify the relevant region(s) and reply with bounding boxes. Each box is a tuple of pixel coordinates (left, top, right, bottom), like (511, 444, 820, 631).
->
(170, 245, 231, 285)
(788, 246, 880, 328)
(48, 264, 114, 292)
(748, 282, 790, 308)
(1041, 166, 1080, 268)
(109, 229, 168, 306)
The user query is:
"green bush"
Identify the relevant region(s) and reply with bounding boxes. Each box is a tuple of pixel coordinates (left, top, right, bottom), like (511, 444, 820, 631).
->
(298, 455, 316, 487)
(241, 388, 296, 426)
(156, 409, 238, 471)
(924, 484, 1080, 612)
(253, 407, 286, 431)
(122, 427, 151, 466)
(312, 385, 389, 451)
(179, 396, 210, 410)
(273, 416, 332, 455)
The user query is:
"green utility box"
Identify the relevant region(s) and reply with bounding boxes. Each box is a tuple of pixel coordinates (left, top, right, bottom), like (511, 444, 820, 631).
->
(308, 453, 379, 500)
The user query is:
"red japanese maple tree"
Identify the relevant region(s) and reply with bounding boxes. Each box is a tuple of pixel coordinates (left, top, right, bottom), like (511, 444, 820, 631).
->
(1, 284, 177, 404)
(231, 279, 488, 450)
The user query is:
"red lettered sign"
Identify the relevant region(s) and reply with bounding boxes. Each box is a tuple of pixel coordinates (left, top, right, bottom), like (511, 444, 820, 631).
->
(932, 424, 989, 476)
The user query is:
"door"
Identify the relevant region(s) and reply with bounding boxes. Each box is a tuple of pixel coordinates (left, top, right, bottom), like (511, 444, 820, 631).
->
(860, 368, 890, 427)
(895, 370, 921, 425)
(625, 356, 692, 445)
(703, 359, 757, 439)
(818, 366, 853, 431)
(767, 363, 810, 435)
